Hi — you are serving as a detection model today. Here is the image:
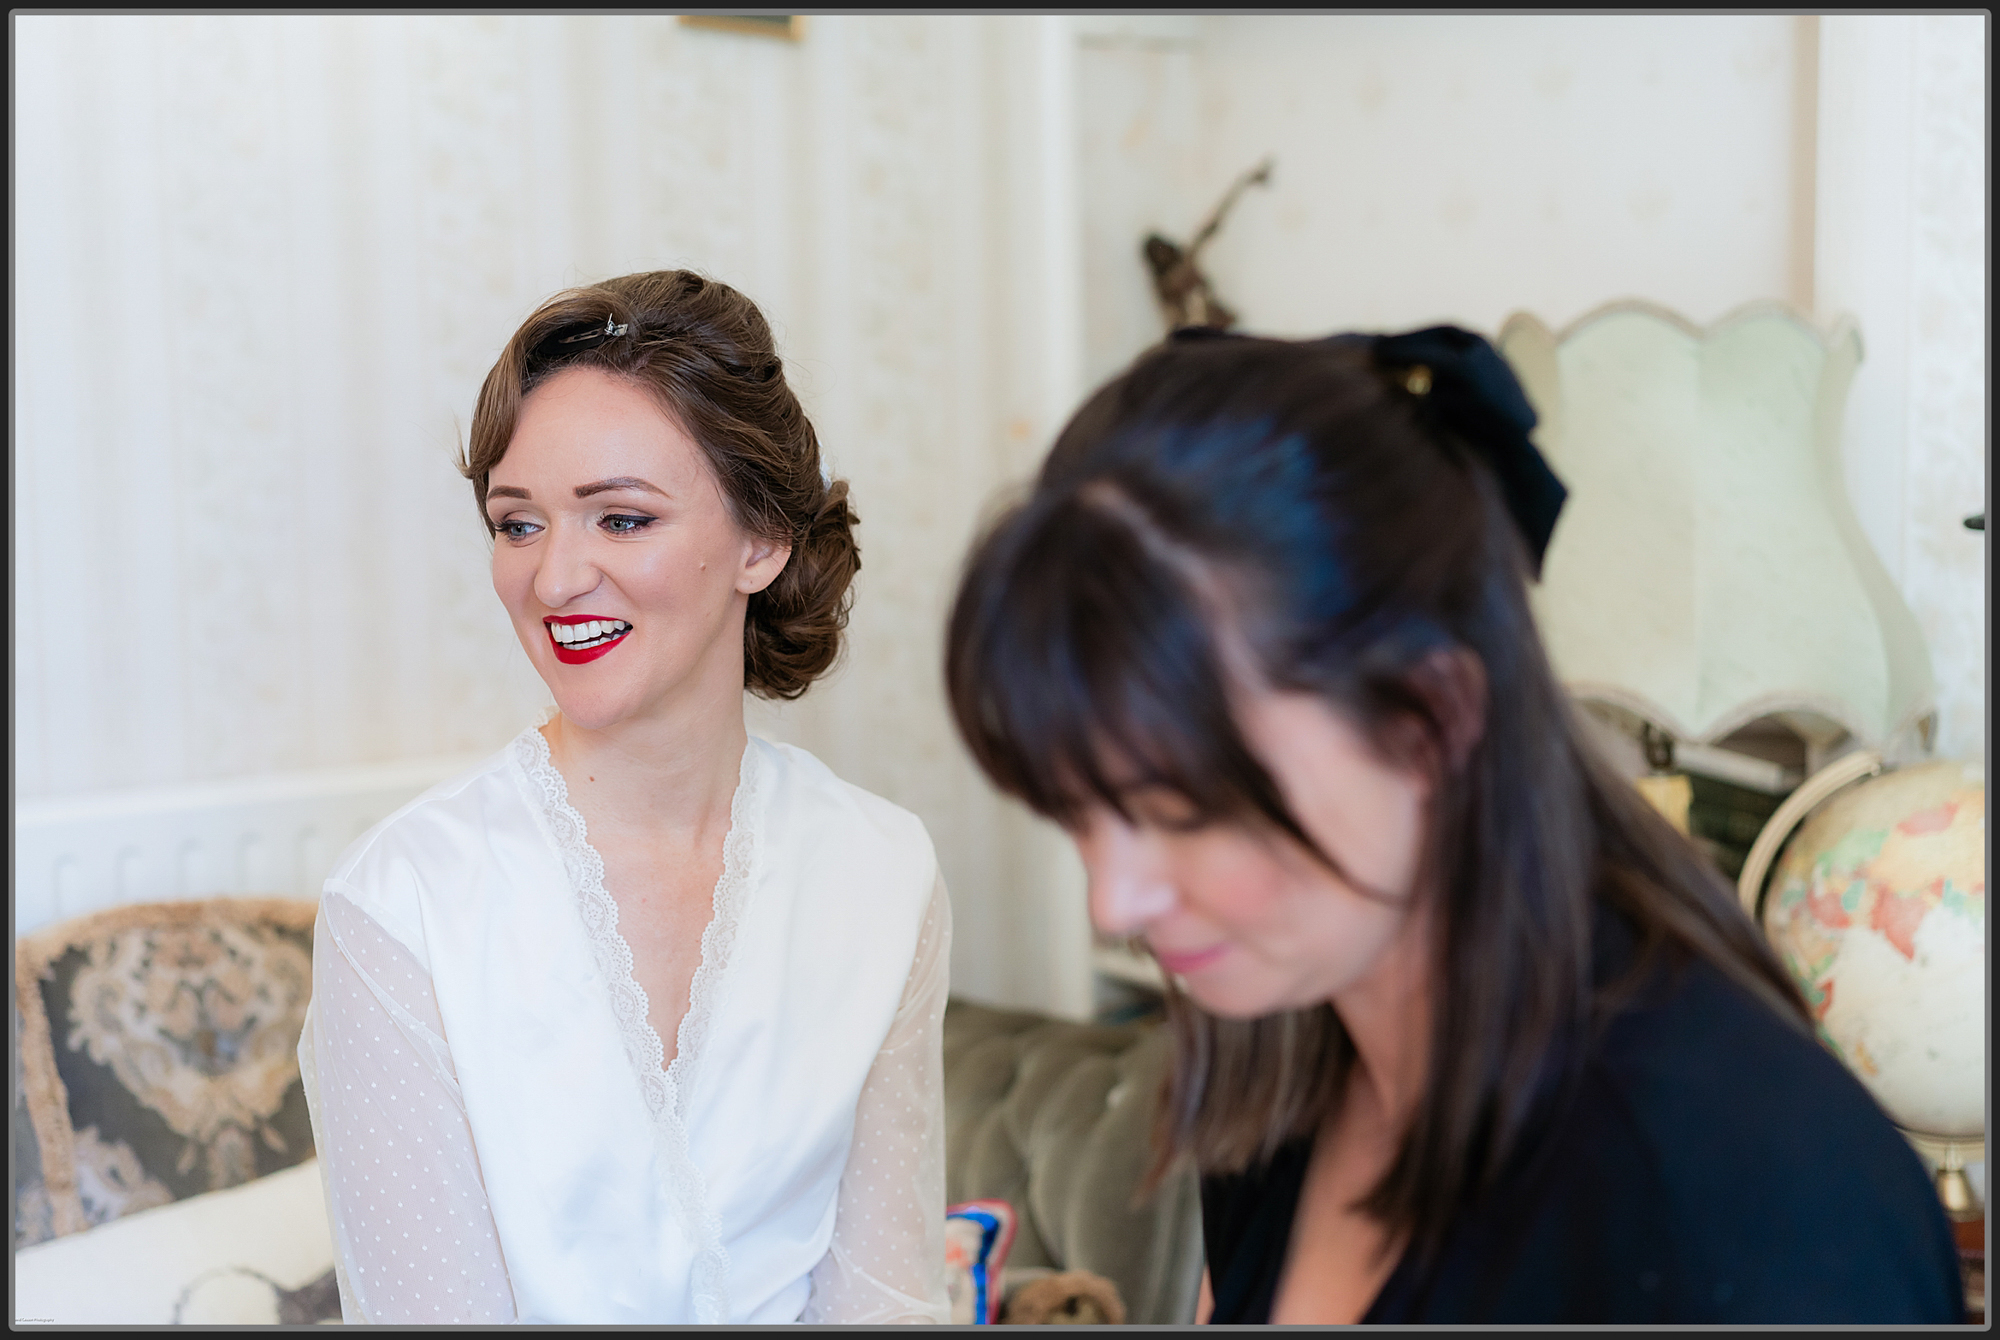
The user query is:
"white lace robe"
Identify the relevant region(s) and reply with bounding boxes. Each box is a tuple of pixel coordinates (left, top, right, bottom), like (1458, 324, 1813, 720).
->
(297, 728, 950, 1324)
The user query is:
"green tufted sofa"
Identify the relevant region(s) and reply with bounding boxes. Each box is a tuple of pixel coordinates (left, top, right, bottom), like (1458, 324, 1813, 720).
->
(943, 999, 1205, 1325)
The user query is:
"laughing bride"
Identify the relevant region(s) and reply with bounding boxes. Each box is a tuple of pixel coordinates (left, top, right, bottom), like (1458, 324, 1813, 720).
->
(299, 271, 949, 1324)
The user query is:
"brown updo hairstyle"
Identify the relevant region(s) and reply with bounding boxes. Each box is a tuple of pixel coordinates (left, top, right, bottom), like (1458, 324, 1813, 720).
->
(461, 270, 859, 700)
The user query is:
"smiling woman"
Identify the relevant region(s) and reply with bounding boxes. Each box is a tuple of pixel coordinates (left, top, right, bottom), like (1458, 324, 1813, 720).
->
(466, 270, 860, 703)
(482, 368, 796, 723)
(295, 271, 950, 1325)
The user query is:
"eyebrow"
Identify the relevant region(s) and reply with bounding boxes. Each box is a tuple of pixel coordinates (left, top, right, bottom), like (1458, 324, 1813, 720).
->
(484, 477, 668, 507)
(575, 477, 667, 499)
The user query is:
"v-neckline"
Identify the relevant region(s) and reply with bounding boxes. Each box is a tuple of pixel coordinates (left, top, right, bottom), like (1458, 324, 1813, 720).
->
(513, 724, 760, 1324)
(1208, 1134, 1409, 1325)
(517, 726, 761, 1130)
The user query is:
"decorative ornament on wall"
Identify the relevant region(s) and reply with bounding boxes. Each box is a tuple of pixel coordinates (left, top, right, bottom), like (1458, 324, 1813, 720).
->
(679, 14, 804, 42)
(1142, 157, 1274, 332)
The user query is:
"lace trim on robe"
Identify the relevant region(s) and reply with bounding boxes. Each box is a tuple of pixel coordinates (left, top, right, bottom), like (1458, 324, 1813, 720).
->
(513, 726, 763, 1325)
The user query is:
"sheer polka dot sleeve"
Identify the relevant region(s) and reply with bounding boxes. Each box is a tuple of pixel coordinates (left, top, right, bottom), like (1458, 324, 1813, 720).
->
(300, 890, 518, 1324)
(801, 874, 952, 1325)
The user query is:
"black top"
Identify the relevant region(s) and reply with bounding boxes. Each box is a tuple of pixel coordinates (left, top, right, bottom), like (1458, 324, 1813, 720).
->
(1201, 914, 1965, 1325)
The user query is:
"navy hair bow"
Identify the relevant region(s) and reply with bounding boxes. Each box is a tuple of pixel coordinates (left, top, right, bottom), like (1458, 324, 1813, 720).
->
(1173, 323, 1567, 574)
(1366, 325, 1567, 576)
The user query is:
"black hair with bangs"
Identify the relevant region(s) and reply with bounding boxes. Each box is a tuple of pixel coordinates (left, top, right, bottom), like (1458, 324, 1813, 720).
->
(944, 332, 1807, 1265)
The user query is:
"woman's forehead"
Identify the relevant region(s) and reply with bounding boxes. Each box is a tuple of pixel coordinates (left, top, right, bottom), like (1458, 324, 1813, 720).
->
(494, 368, 706, 494)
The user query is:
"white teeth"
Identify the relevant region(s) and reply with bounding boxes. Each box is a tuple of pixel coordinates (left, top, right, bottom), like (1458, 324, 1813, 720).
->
(551, 619, 630, 649)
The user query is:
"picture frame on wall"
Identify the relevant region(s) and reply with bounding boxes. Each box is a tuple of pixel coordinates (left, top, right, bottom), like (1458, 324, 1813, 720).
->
(680, 15, 804, 42)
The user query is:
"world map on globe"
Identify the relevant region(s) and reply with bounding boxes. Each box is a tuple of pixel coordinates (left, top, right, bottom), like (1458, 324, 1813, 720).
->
(1761, 759, 1985, 1138)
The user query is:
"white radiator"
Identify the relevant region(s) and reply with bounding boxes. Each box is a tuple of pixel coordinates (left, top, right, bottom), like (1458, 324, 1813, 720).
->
(13, 753, 490, 937)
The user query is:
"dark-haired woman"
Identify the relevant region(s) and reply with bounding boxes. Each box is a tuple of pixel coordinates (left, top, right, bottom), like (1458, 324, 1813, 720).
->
(945, 327, 1962, 1324)
(300, 272, 948, 1324)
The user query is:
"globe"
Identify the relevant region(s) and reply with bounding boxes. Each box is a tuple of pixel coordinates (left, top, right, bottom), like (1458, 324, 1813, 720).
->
(1761, 758, 1986, 1138)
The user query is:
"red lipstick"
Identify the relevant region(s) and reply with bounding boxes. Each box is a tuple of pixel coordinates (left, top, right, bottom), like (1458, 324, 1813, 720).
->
(544, 615, 632, 665)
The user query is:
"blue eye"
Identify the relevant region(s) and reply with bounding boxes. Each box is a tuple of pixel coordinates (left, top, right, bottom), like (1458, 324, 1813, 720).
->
(603, 514, 655, 534)
(498, 520, 540, 541)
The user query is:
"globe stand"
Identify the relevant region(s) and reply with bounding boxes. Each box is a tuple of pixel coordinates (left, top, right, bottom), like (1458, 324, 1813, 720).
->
(1904, 1130, 1986, 1223)
(1937, 1165, 1979, 1221)
(1742, 755, 1987, 1232)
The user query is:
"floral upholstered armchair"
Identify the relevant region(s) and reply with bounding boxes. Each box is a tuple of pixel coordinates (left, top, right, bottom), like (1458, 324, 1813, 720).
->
(13, 897, 338, 1325)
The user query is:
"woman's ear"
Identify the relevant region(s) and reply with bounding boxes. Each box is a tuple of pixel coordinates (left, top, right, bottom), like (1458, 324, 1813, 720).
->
(737, 535, 793, 595)
(1406, 647, 1488, 774)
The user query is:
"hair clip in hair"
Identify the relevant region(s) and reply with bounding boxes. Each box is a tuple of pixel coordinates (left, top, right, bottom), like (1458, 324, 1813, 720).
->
(532, 315, 630, 363)
(1401, 365, 1433, 397)
(555, 315, 628, 346)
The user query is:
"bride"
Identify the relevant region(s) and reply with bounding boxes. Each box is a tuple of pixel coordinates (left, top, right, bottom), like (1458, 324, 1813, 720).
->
(299, 271, 949, 1324)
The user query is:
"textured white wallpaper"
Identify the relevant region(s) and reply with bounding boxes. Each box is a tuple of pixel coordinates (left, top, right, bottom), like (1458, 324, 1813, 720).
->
(1077, 14, 1985, 762)
(1110, 16, 1813, 342)
(1812, 15, 1988, 763)
(1896, 16, 1987, 762)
